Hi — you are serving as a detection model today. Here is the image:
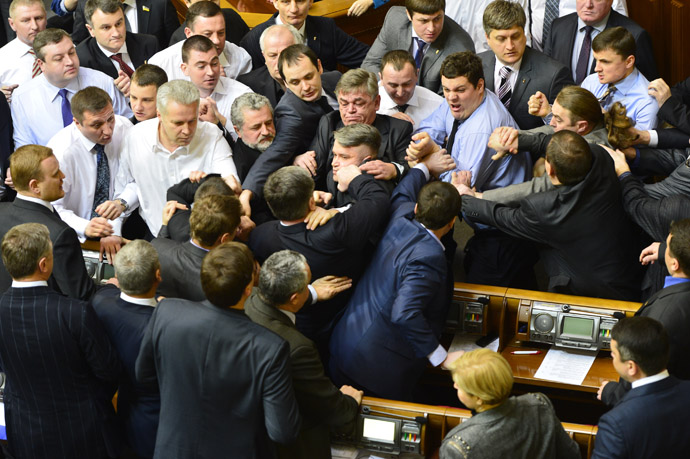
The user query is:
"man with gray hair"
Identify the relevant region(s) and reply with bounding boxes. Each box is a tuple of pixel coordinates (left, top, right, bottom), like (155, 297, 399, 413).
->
(109, 79, 238, 238)
(231, 92, 276, 181)
(245, 249, 360, 458)
(92, 239, 162, 458)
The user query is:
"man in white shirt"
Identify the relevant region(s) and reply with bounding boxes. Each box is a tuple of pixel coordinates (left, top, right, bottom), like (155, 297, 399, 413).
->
(148, 1, 251, 81)
(47, 86, 132, 261)
(376, 49, 443, 127)
(110, 79, 238, 238)
(0, 0, 47, 102)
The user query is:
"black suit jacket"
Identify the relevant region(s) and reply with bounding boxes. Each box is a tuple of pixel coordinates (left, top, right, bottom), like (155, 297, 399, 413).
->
(0, 94, 12, 191)
(240, 13, 369, 71)
(92, 285, 159, 459)
(168, 8, 249, 47)
(544, 10, 658, 82)
(0, 199, 95, 300)
(658, 76, 690, 134)
(151, 238, 207, 301)
(76, 33, 159, 79)
(245, 292, 358, 458)
(72, 0, 179, 46)
(479, 47, 573, 130)
(237, 65, 285, 109)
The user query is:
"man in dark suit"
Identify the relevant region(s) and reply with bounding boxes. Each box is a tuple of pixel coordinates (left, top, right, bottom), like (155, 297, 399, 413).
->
(239, 0, 369, 72)
(231, 92, 275, 181)
(92, 239, 161, 459)
(329, 151, 460, 401)
(479, 0, 572, 130)
(592, 317, 690, 459)
(544, 0, 657, 82)
(0, 145, 95, 300)
(647, 76, 690, 135)
(168, 0, 248, 46)
(245, 250, 361, 458)
(0, 94, 12, 201)
(361, 1, 475, 94)
(136, 242, 301, 457)
(0, 222, 120, 458)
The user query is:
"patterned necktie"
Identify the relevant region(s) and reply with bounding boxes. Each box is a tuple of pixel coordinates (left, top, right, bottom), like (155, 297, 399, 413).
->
(445, 118, 461, 154)
(110, 53, 134, 78)
(58, 88, 72, 127)
(598, 84, 617, 109)
(497, 66, 512, 109)
(543, 0, 559, 45)
(27, 48, 41, 78)
(413, 37, 426, 70)
(575, 26, 594, 84)
(91, 144, 110, 219)
(396, 104, 409, 113)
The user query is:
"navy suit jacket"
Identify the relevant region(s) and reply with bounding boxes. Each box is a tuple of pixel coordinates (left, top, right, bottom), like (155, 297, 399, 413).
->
(593, 377, 690, 459)
(329, 168, 454, 400)
(92, 285, 159, 459)
(76, 33, 160, 79)
(151, 238, 207, 301)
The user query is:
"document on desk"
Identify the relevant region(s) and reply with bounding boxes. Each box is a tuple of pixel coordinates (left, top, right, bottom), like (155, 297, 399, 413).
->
(534, 347, 597, 386)
(0, 401, 6, 440)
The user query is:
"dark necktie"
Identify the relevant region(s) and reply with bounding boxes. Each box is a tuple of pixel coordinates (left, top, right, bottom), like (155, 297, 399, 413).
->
(91, 144, 110, 218)
(110, 53, 134, 78)
(598, 84, 617, 109)
(396, 104, 409, 113)
(58, 88, 72, 127)
(413, 37, 426, 70)
(543, 0, 559, 45)
(575, 26, 594, 84)
(317, 95, 332, 114)
(497, 66, 512, 109)
(445, 118, 461, 154)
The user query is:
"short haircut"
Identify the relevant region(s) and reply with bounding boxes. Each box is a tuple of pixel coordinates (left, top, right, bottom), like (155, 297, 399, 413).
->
(156, 80, 200, 114)
(555, 85, 603, 127)
(483, 0, 526, 35)
(201, 241, 254, 307)
(259, 23, 301, 54)
(231, 93, 273, 130)
(9, 0, 45, 18)
(278, 44, 319, 82)
(381, 49, 416, 73)
(1, 223, 51, 280)
(449, 349, 514, 406)
(10, 145, 54, 191)
(258, 250, 309, 306)
(604, 102, 638, 149)
(592, 26, 636, 59)
(190, 195, 241, 246)
(612, 317, 669, 376)
(33, 28, 70, 61)
(71, 86, 112, 123)
(131, 64, 168, 88)
(181, 35, 216, 63)
(545, 130, 592, 186)
(264, 166, 314, 221)
(333, 123, 381, 157)
(186, 0, 222, 30)
(194, 176, 234, 201)
(406, 0, 445, 16)
(84, 0, 121, 25)
(415, 181, 461, 230)
(440, 51, 484, 88)
(113, 240, 160, 295)
(335, 68, 378, 99)
(669, 219, 690, 275)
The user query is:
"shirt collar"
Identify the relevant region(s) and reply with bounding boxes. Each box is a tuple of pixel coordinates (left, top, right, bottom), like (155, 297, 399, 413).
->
(495, 56, 522, 74)
(122, 0, 136, 9)
(280, 309, 297, 324)
(663, 276, 690, 289)
(77, 124, 98, 152)
(611, 68, 639, 96)
(213, 76, 228, 96)
(379, 81, 420, 110)
(96, 41, 128, 58)
(120, 291, 157, 307)
(419, 222, 445, 250)
(45, 71, 81, 99)
(577, 12, 609, 33)
(15, 192, 54, 212)
(11, 280, 49, 288)
(631, 370, 669, 389)
(189, 239, 210, 252)
(155, 120, 190, 156)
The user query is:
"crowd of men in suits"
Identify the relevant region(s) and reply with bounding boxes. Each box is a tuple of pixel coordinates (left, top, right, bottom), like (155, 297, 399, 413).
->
(1, 0, 690, 457)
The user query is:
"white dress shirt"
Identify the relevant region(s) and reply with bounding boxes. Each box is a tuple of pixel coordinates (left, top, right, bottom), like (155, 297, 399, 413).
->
(377, 82, 444, 127)
(208, 76, 252, 140)
(0, 38, 36, 87)
(10, 67, 133, 148)
(114, 118, 238, 236)
(48, 116, 133, 240)
(121, 0, 139, 33)
(120, 292, 157, 307)
(148, 40, 253, 81)
(631, 370, 669, 389)
(96, 41, 135, 72)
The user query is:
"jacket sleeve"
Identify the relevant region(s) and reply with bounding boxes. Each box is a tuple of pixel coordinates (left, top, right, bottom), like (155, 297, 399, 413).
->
(334, 174, 391, 250)
(462, 194, 545, 243)
(262, 339, 302, 444)
(53, 225, 96, 300)
(591, 412, 627, 459)
(481, 175, 554, 206)
(80, 301, 121, 387)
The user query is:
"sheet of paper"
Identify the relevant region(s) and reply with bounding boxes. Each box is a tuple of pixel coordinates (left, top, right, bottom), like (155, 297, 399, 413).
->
(0, 401, 6, 440)
(448, 332, 499, 354)
(534, 346, 597, 386)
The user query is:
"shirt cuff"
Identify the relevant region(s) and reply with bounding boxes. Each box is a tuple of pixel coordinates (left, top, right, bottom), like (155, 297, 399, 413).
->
(335, 203, 352, 213)
(308, 284, 317, 304)
(414, 163, 430, 181)
(427, 344, 447, 367)
(57, 0, 69, 15)
(648, 130, 659, 147)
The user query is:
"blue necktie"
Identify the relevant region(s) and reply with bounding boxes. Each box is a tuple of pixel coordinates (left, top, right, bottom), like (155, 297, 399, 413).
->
(58, 88, 72, 127)
(414, 37, 426, 69)
(91, 144, 110, 219)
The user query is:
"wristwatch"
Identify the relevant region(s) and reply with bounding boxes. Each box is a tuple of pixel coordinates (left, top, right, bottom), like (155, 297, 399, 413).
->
(116, 198, 129, 212)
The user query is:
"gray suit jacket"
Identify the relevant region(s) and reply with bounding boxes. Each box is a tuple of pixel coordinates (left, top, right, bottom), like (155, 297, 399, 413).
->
(361, 6, 474, 94)
(151, 238, 207, 301)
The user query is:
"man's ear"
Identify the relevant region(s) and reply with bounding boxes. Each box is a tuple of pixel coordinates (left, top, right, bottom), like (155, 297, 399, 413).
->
(373, 94, 381, 111)
(575, 120, 589, 135)
(155, 268, 162, 283)
(625, 55, 635, 70)
(37, 256, 50, 274)
(180, 62, 188, 76)
(220, 232, 234, 243)
(317, 59, 323, 74)
(308, 196, 316, 211)
(86, 23, 95, 38)
(413, 203, 418, 215)
(184, 27, 193, 39)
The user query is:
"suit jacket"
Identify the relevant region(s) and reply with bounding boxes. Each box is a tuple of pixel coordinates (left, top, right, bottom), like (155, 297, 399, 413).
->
(72, 0, 180, 46)
(462, 144, 643, 301)
(151, 238, 207, 301)
(245, 292, 358, 459)
(479, 47, 573, 130)
(92, 285, 159, 459)
(362, 7, 475, 94)
(329, 168, 454, 400)
(0, 94, 11, 194)
(659, 76, 690, 134)
(76, 33, 160, 79)
(169, 8, 249, 47)
(0, 198, 95, 300)
(236, 65, 284, 109)
(239, 13, 369, 71)
(0, 286, 120, 458)
(234, 137, 262, 182)
(135, 298, 301, 458)
(593, 377, 690, 459)
(544, 10, 658, 82)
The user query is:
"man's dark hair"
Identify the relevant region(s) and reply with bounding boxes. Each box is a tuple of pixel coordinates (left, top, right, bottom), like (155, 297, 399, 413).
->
(182, 35, 216, 63)
(381, 50, 416, 73)
(71, 87, 112, 123)
(264, 166, 314, 221)
(669, 219, 690, 275)
(1, 223, 51, 280)
(84, 0, 121, 25)
(545, 130, 593, 185)
(612, 317, 669, 376)
(131, 64, 168, 88)
(186, 0, 222, 30)
(278, 44, 319, 82)
(194, 176, 234, 201)
(406, 0, 445, 16)
(190, 195, 241, 247)
(556, 85, 603, 127)
(483, 0, 526, 35)
(415, 181, 461, 230)
(440, 51, 484, 88)
(201, 242, 254, 308)
(592, 26, 636, 59)
(33, 28, 70, 61)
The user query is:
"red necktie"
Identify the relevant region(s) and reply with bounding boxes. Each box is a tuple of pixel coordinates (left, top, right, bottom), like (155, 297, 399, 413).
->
(110, 53, 134, 78)
(28, 49, 41, 78)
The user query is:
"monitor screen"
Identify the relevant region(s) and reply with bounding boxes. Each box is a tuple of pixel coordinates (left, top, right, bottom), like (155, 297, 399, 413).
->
(561, 316, 594, 339)
(362, 418, 396, 443)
